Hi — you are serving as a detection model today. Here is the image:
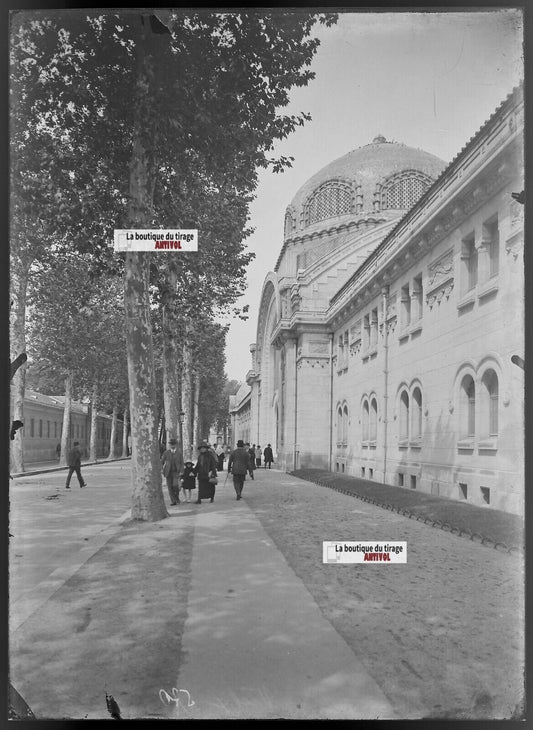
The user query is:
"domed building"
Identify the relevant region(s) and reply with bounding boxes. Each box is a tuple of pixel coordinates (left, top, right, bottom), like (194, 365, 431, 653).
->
(279, 136, 445, 281)
(238, 85, 524, 515)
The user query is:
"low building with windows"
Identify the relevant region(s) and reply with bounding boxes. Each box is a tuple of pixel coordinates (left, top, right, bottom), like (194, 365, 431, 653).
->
(246, 85, 524, 515)
(9, 389, 123, 466)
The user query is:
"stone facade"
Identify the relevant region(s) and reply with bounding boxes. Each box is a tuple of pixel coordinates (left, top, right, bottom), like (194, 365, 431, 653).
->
(241, 85, 524, 515)
(229, 383, 252, 446)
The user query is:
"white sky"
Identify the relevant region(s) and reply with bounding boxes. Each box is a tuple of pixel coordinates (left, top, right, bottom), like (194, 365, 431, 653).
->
(222, 9, 524, 382)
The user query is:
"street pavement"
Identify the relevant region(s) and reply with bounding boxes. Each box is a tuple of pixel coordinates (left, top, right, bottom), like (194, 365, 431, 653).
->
(10, 461, 132, 633)
(9, 461, 396, 720)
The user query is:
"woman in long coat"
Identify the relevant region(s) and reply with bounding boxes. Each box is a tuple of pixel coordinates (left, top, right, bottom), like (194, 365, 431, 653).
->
(194, 441, 218, 503)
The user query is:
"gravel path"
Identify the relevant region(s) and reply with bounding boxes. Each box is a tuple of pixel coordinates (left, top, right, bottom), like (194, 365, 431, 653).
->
(245, 471, 524, 719)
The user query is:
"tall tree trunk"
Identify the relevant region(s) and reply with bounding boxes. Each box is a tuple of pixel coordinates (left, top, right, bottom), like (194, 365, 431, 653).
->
(159, 413, 166, 448)
(59, 373, 73, 467)
(10, 256, 30, 473)
(107, 403, 118, 459)
(125, 252, 166, 520)
(123, 15, 168, 521)
(182, 341, 194, 461)
(162, 268, 180, 444)
(193, 371, 200, 447)
(122, 405, 129, 458)
(89, 382, 98, 462)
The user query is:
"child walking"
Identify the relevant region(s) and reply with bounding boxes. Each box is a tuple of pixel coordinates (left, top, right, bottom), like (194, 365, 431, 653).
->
(180, 460, 196, 503)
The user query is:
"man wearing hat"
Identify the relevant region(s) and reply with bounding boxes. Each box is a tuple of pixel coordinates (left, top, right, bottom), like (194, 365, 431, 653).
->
(228, 439, 252, 500)
(160, 438, 183, 505)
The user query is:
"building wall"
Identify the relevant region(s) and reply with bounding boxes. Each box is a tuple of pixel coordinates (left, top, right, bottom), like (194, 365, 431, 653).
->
(10, 394, 123, 466)
(331, 180, 523, 514)
(247, 87, 523, 513)
(229, 394, 252, 447)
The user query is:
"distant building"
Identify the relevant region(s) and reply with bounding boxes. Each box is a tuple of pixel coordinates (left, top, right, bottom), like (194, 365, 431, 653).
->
(9, 389, 123, 466)
(229, 383, 252, 447)
(240, 85, 524, 515)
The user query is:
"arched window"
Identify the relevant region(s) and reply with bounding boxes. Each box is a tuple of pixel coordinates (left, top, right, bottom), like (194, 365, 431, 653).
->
(370, 398, 378, 441)
(381, 171, 433, 210)
(481, 370, 499, 437)
(399, 390, 409, 441)
(362, 400, 369, 442)
(304, 180, 354, 226)
(411, 387, 422, 440)
(460, 375, 476, 438)
(342, 405, 349, 445)
(337, 406, 343, 445)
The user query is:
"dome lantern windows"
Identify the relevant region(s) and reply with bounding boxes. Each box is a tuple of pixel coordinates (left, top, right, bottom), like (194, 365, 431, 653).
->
(303, 179, 357, 227)
(380, 170, 433, 211)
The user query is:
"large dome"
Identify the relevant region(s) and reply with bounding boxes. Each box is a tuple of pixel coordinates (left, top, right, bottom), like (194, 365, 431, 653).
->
(283, 137, 446, 239)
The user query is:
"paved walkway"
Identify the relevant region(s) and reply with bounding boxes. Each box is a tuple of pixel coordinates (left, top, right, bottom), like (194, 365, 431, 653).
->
(176, 502, 393, 719)
(9, 463, 395, 720)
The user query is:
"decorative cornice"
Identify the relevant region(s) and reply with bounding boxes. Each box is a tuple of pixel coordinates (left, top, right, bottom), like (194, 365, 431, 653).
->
(297, 358, 329, 370)
(275, 215, 388, 271)
(245, 369, 260, 386)
(329, 85, 523, 314)
(426, 278, 454, 308)
(327, 138, 521, 328)
(427, 248, 454, 289)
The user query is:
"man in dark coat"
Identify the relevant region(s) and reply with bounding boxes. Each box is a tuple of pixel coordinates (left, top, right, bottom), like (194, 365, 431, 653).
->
(195, 441, 218, 503)
(246, 443, 256, 479)
(161, 438, 183, 505)
(228, 439, 252, 500)
(263, 444, 274, 469)
(65, 441, 86, 488)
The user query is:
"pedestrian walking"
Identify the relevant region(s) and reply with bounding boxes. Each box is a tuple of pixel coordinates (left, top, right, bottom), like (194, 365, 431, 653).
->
(180, 460, 196, 503)
(65, 441, 86, 488)
(56, 443, 61, 461)
(247, 443, 256, 479)
(161, 438, 183, 505)
(215, 443, 225, 471)
(195, 441, 218, 504)
(228, 439, 252, 500)
(263, 444, 274, 469)
(255, 445, 262, 468)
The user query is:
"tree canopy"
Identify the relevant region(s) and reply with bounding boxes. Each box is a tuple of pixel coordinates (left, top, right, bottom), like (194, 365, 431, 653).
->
(10, 8, 337, 517)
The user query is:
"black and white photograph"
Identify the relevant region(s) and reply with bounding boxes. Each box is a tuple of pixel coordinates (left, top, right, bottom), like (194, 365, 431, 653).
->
(8, 5, 525, 722)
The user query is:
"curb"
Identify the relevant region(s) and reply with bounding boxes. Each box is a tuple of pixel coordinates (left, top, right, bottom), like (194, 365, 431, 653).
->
(11, 457, 131, 479)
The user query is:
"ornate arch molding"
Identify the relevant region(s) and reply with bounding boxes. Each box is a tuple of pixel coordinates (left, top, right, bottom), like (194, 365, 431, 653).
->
(301, 177, 362, 228)
(477, 352, 505, 379)
(396, 380, 410, 398)
(376, 169, 434, 212)
(256, 274, 281, 350)
(409, 377, 424, 393)
(451, 355, 505, 398)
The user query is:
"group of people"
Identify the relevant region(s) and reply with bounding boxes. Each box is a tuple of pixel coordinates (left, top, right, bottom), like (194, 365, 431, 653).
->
(245, 443, 274, 471)
(161, 439, 218, 505)
(160, 438, 275, 504)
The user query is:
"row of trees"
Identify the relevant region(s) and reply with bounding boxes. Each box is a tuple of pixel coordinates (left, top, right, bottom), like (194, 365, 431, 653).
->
(10, 8, 336, 520)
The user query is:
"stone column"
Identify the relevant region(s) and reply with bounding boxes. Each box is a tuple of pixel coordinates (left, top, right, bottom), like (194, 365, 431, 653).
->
(295, 336, 332, 470)
(282, 336, 298, 471)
